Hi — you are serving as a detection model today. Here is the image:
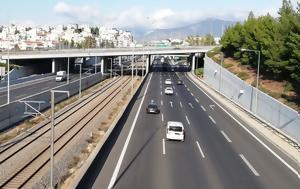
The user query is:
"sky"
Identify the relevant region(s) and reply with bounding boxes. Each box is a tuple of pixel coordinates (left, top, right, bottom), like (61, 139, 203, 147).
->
(0, 0, 298, 29)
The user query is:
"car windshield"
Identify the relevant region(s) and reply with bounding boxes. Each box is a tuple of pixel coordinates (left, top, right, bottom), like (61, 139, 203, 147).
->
(169, 126, 183, 132)
(148, 105, 157, 109)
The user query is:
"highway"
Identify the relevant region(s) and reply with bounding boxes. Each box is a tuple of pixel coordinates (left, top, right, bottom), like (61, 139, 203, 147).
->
(78, 64, 300, 188)
(0, 73, 81, 105)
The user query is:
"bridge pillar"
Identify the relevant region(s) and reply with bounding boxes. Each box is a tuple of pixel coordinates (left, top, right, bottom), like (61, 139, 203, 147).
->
(146, 55, 150, 74)
(100, 57, 104, 74)
(119, 56, 122, 66)
(192, 55, 196, 71)
(52, 59, 56, 73)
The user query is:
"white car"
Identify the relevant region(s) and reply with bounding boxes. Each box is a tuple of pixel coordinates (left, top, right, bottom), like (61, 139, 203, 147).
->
(164, 87, 174, 95)
(165, 79, 172, 85)
(166, 121, 185, 142)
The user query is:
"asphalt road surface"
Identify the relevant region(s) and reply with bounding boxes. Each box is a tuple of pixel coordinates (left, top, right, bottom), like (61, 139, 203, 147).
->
(79, 70, 300, 189)
(0, 74, 81, 105)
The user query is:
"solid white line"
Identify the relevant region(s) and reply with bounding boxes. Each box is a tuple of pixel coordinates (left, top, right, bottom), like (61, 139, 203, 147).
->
(191, 92, 194, 96)
(162, 113, 164, 122)
(221, 130, 232, 143)
(187, 74, 300, 179)
(195, 98, 199, 103)
(209, 115, 216, 124)
(196, 141, 205, 158)
(107, 74, 153, 189)
(188, 102, 194, 109)
(180, 101, 183, 108)
(201, 105, 206, 112)
(240, 154, 260, 176)
(162, 138, 166, 155)
(185, 115, 190, 125)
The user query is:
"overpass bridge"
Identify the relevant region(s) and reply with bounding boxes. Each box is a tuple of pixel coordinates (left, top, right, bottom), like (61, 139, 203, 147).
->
(1, 46, 215, 75)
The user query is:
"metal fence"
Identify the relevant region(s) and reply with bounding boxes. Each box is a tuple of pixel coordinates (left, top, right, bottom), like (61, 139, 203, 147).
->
(203, 56, 300, 144)
(0, 72, 105, 132)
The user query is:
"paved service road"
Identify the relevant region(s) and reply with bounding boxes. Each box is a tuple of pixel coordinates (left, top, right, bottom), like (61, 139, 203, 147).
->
(81, 71, 300, 189)
(0, 74, 81, 105)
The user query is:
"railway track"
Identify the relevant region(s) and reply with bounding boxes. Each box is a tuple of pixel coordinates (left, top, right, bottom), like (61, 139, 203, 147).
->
(0, 76, 123, 158)
(0, 76, 133, 188)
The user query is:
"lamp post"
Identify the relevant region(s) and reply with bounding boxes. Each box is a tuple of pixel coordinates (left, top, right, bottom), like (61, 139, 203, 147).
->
(7, 24, 10, 104)
(241, 48, 261, 114)
(50, 90, 70, 189)
(67, 57, 70, 84)
(95, 56, 97, 74)
(75, 63, 82, 98)
(218, 52, 224, 93)
(131, 47, 134, 95)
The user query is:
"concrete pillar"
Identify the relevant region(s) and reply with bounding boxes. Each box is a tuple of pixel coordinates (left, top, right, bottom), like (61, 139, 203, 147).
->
(192, 55, 196, 71)
(146, 55, 150, 74)
(100, 57, 104, 74)
(119, 56, 122, 66)
(52, 59, 56, 73)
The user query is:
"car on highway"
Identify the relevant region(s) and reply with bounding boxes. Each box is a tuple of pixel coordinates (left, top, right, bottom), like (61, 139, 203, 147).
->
(166, 121, 185, 142)
(164, 87, 174, 95)
(55, 71, 67, 82)
(177, 79, 183, 85)
(146, 100, 160, 114)
(164, 79, 172, 85)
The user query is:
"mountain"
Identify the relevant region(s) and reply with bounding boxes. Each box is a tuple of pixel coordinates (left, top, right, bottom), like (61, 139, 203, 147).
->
(137, 18, 236, 41)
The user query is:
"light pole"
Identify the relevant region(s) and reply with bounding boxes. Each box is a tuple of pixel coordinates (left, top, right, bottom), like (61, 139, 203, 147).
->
(131, 48, 134, 95)
(67, 57, 70, 84)
(7, 24, 10, 104)
(50, 90, 70, 189)
(241, 48, 261, 113)
(108, 58, 113, 78)
(75, 63, 82, 98)
(95, 56, 97, 74)
(218, 52, 224, 93)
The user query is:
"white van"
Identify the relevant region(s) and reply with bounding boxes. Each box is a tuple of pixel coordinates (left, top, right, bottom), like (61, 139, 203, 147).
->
(166, 121, 185, 142)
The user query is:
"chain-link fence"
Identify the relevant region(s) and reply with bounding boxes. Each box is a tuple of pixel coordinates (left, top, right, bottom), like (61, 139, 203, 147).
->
(203, 56, 300, 145)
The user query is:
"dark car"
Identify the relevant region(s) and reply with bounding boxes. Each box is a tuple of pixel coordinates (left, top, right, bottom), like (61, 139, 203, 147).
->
(146, 103, 160, 114)
(177, 80, 183, 85)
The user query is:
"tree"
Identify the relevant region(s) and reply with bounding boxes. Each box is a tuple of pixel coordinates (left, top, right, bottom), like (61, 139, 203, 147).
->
(81, 37, 97, 48)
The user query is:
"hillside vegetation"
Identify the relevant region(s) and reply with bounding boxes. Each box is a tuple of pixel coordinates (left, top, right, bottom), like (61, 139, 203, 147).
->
(217, 0, 300, 110)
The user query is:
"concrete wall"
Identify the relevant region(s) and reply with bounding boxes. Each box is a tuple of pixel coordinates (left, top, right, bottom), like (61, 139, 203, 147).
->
(203, 55, 300, 144)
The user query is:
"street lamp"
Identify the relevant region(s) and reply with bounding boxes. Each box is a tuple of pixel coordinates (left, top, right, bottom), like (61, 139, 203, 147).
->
(7, 24, 10, 104)
(67, 57, 70, 84)
(75, 63, 82, 98)
(241, 48, 261, 113)
(131, 47, 134, 95)
(50, 90, 70, 189)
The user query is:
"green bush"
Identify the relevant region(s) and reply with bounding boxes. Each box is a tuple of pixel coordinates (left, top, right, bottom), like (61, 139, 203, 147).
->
(237, 72, 250, 80)
(195, 68, 204, 77)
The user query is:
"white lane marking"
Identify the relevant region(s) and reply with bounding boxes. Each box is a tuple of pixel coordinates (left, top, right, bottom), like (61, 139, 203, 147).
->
(160, 91, 162, 96)
(185, 115, 190, 125)
(201, 105, 206, 112)
(191, 92, 194, 96)
(41, 87, 50, 91)
(240, 154, 260, 176)
(107, 74, 153, 189)
(180, 101, 183, 108)
(161, 100, 163, 106)
(187, 74, 300, 178)
(209, 105, 215, 110)
(221, 130, 232, 143)
(209, 115, 216, 124)
(162, 113, 164, 122)
(15, 94, 27, 99)
(196, 141, 205, 158)
(195, 98, 199, 103)
(187, 88, 190, 91)
(176, 92, 178, 96)
(162, 138, 166, 155)
(170, 101, 173, 108)
(188, 102, 194, 109)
